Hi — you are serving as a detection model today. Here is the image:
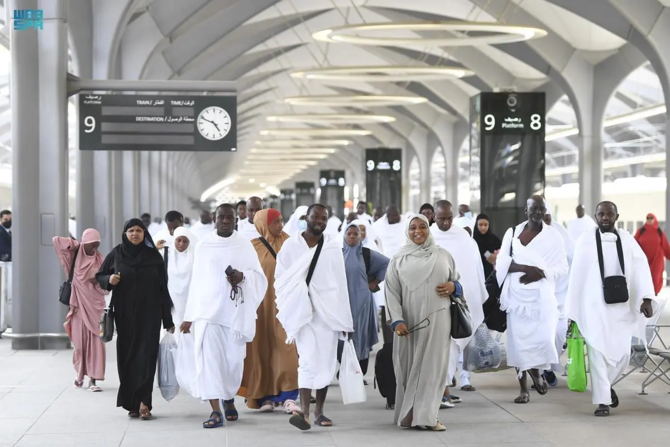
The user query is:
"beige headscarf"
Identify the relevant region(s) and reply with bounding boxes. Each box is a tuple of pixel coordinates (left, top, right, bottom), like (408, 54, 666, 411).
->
(393, 214, 440, 291)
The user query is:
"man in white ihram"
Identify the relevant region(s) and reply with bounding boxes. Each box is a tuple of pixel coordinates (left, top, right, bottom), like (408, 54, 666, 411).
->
(431, 200, 488, 400)
(275, 204, 353, 431)
(237, 196, 263, 240)
(496, 195, 568, 404)
(565, 201, 656, 417)
(180, 204, 267, 429)
(567, 204, 597, 242)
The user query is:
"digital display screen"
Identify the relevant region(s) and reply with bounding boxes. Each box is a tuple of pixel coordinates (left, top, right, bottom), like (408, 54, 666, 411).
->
(79, 94, 237, 152)
(365, 148, 402, 212)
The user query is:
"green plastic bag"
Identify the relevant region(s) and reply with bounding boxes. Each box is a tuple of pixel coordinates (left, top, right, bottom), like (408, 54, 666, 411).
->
(566, 322, 587, 393)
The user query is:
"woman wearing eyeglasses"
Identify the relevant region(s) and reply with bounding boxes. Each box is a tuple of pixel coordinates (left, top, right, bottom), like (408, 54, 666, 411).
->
(384, 214, 463, 431)
(634, 213, 670, 295)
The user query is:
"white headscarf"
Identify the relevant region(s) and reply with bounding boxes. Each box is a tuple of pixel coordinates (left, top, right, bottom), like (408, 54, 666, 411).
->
(167, 226, 198, 297)
(351, 219, 379, 251)
(393, 214, 440, 291)
(284, 206, 308, 237)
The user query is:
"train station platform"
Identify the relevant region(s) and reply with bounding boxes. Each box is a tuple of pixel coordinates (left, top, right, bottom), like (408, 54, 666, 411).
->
(1, 301, 670, 447)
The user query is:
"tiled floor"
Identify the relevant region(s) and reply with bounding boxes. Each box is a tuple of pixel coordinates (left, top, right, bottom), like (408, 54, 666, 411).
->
(1, 306, 670, 447)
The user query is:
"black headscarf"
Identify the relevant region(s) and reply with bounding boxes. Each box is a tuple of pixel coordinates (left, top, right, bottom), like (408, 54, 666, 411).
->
(117, 218, 163, 267)
(419, 203, 435, 225)
(472, 213, 502, 256)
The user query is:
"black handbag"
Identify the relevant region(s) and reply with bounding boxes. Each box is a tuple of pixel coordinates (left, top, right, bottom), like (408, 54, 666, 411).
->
(595, 229, 629, 304)
(99, 257, 118, 343)
(450, 295, 473, 339)
(483, 227, 515, 332)
(58, 249, 79, 306)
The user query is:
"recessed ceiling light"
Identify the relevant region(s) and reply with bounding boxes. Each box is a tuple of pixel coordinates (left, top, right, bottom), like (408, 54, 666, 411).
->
(312, 22, 547, 46)
(292, 65, 473, 82)
(267, 114, 395, 124)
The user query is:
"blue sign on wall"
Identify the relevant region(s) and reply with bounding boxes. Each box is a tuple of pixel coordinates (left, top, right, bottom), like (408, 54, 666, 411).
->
(13, 9, 43, 31)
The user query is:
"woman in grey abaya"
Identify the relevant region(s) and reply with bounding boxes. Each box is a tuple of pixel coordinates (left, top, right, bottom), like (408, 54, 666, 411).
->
(385, 214, 463, 431)
(341, 223, 389, 375)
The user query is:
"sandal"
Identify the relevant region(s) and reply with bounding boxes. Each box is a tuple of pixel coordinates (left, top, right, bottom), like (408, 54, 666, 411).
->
(610, 389, 619, 408)
(289, 411, 311, 431)
(461, 385, 476, 392)
(73, 378, 84, 388)
(128, 411, 139, 419)
(88, 385, 103, 392)
(314, 414, 333, 427)
(139, 408, 152, 420)
(203, 411, 224, 429)
(514, 393, 530, 404)
(260, 400, 275, 413)
(223, 399, 238, 422)
(283, 399, 300, 415)
(594, 404, 610, 417)
(529, 372, 548, 396)
(430, 421, 446, 431)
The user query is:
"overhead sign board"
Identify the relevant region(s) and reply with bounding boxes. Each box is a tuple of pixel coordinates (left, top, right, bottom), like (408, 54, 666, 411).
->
(79, 94, 237, 151)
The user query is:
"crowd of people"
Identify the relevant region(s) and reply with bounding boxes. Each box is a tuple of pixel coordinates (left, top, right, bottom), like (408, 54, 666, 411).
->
(51, 196, 668, 431)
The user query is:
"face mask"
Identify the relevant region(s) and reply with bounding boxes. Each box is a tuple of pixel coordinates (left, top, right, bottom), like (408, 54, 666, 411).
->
(2, 220, 11, 229)
(298, 220, 307, 231)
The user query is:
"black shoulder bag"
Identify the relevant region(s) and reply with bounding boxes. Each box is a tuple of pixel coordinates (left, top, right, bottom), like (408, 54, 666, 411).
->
(306, 236, 325, 287)
(58, 248, 79, 306)
(258, 237, 277, 259)
(483, 227, 515, 333)
(99, 256, 117, 343)
(595, 229, 629, 304)
(163, 247, 169, 279)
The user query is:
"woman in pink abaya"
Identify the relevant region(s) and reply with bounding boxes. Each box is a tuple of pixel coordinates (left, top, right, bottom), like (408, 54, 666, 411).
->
(54, 229, 108, 391)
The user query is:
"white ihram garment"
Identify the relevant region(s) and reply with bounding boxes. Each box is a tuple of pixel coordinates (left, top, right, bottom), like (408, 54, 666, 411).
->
(275, 233, 354, 390)
(166, 227, 198, 328)
(496, 221, 568, 372)
(567, 215, 597, 243)
(565, 229, 657, 405)
(190, 222, 214, 241)
(373, 215, 406, 308)
(182, 231, 267, 401)
(237, 217, 261, 241)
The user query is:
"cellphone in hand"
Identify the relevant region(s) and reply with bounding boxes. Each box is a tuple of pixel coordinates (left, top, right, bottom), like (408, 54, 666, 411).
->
(225, 265, 234, 276)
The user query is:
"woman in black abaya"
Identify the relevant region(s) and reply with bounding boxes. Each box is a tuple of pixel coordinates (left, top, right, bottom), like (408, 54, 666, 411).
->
(96, 218, 174, 420)
(472, 213, 502, 279)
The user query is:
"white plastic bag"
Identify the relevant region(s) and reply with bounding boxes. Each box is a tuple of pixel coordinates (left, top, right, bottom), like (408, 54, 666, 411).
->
(158, 332, 179, 401)
(463, 325, 512, 373)
(174, 332, 197, 397)
(339, 339, 367, 405)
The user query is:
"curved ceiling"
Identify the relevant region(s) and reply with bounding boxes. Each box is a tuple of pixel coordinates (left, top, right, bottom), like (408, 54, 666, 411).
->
(0, 0, 666, 205)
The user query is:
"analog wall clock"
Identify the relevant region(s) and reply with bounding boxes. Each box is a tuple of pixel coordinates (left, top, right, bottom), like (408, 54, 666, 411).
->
(197, 106, 231, 141)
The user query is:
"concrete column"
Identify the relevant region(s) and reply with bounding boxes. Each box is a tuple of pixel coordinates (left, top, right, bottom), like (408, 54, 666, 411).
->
(93, 151, 112, 254)
(37, 0, 69, 348)
(10, 0, 41, 348)
(122, 151, 136, 221)
(151, 152, 161, 218)
(139, 152, 151, 214)
(111, 151, 124, 246)
(160, 153, 169, 213)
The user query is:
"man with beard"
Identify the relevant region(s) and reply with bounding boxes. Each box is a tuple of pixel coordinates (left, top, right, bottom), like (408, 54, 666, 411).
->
(495, 195, 568, 404)
(180, 204, 267, 428)
(565, 201, 656, 416)
(275, 204, 353, 431)
(237, 197, 263, 240)
(431, 201, 487, 398)
(356, 201, 373, 224)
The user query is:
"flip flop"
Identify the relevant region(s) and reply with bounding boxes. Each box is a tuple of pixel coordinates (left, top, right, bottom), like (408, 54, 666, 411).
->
(128, 411, 139, 419)
(289, 411, 311, 431)
(73, 379, 83, 388)
(610, 389, 619, 408)
(203, 411, 224, 429)
(461, 385, 476, 392)
(314, 414, 333, 427)
(88, 385, 103, 392)
(260, 400, 274, 413)
(529, 373, 548, 395)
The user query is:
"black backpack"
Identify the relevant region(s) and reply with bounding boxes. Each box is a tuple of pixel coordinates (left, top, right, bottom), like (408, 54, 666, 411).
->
(374, 341, 396, 409)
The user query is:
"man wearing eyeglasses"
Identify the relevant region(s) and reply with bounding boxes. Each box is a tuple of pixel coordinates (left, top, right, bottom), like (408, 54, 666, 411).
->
(634, 213, 670, 296)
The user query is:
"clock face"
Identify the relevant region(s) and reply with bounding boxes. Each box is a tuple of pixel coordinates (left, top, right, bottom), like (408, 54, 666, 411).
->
(197, 106, 231, 141)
